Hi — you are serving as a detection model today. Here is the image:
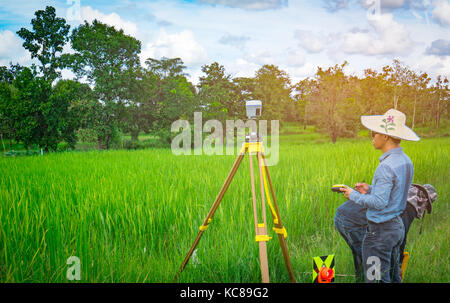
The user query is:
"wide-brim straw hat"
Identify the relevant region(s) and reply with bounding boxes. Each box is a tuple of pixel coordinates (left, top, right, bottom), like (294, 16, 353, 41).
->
(361, 108, 420, 141)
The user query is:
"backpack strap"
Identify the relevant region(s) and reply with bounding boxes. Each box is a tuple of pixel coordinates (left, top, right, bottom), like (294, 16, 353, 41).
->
(419, 212, 425, 235)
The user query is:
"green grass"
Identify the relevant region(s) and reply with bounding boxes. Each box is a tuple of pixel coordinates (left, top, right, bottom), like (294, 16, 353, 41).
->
(0, 132, 448, 282)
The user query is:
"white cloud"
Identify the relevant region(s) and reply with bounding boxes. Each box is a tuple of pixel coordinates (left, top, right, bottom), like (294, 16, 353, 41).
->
(197, 0, 288, 10)
(426, 39, 450, 56)
(0, 30, 31, 66)
(245, 49, 274, 66)
(218, 33, 251, 50)
(288, 62, 318, 80)
(285, 49, 305, 67)
(341, 13, 412, 55)
(60, 69, 76, 80)
(294, 30, 327, 53)
(141, 29, 208, 66)
(225, 58, 259, 78)
(80, 6, 138, 37)
(414, 54, 450, 79)
(432, 0, 450, 26)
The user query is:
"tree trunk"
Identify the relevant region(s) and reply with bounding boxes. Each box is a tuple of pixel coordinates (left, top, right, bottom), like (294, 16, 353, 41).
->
(304, 103, 307, 130)
(412, 94, 416, 129)
(331, 120, 337, 144)
(105, 133, 110, 149)
(331, 131, 337, 144)
(1, 133, 5, 154)
(436, 91, 441, 128)
(131, 125, 140, 141)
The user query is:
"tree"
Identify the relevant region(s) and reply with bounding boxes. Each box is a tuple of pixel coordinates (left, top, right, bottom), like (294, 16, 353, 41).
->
(232, 76, 256, 119)
(433, 75, 449, 128)
(0, 80, 18, 150)
(198, 62, 238, 120)
(142, 57, 196, 144)
(0, 66, 14, 83)
(1, 66, 86, 152)
(292, 78, 316, 129)
(253, 65, 293, 124)
(50, 80, 94, 149)
(381, 59, 410, 110)
(130, 68, 159, 139)
(145, 57, 187, 79)
(357, 68, 388, 116)
(9, 67, 53, 150)
(0, 64, 32, 150)
(409, 71, 431, 129)
(68, 20, 141, 149)
(310, 62, 357, 143)
(17, 6, 70, 82)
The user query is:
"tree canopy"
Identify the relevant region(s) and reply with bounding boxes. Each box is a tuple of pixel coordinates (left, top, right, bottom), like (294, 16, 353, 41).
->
(1, 6, 448, 152)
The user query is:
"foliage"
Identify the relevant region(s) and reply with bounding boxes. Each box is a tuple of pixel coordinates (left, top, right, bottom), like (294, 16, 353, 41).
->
(4, 6, 449, 151)
(309, 62, 359, 143)
(10, 68, 53, 150)
(141, 57, 197, 145)
(253, 64, 294, 124)
(67, 19, 141, 149)
(16, 6, 70, 82)
(197, 62, 236, 121)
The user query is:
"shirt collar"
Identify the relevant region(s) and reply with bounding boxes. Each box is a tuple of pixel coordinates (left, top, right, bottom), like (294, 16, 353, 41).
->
(379, 147, 403, 162)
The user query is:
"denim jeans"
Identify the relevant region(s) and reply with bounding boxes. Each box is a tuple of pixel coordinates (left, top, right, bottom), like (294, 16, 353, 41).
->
(335, 200, 408, 283)
(362, 216, 405, 283)
(399, 203, 416, 265)
(334, 201, 368, 282)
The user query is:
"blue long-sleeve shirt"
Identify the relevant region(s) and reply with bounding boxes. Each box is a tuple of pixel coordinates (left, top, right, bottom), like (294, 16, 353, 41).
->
(349, 147, 413, 223)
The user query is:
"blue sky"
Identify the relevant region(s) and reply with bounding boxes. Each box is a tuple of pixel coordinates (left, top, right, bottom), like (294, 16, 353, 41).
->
(0, 0, 449, 84)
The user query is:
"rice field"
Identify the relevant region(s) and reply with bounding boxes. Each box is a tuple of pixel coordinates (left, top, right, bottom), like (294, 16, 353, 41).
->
(0, 134, 449, 283)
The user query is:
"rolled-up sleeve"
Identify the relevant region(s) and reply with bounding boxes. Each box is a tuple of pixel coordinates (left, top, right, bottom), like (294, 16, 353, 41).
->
(349, 165, 394, 210)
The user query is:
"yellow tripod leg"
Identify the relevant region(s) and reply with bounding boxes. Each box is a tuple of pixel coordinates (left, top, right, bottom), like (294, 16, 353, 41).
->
(174, 150, 245, 280)
(261, 152, 296, 282)
(249, 148, 270, 283)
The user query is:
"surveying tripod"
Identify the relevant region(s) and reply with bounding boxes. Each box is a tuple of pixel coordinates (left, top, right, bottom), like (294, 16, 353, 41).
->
(174, 136, 296, 283)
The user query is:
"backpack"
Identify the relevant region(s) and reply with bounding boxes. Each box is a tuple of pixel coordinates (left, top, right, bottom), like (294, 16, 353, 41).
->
(407, 184, 438, 233)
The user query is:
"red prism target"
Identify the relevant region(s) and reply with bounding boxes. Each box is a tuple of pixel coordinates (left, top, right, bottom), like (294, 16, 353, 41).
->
(313, 255, 335, 283)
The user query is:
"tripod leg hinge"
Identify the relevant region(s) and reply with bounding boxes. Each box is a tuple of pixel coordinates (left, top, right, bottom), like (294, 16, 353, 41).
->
(199, 218, 212, 231)
(255, 235, 272, 242)
(273, 226, 288, 238)
(244, 142, 263, 154)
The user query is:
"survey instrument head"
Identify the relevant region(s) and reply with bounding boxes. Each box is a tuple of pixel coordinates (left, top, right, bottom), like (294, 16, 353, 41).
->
(246, 100, 262, 119)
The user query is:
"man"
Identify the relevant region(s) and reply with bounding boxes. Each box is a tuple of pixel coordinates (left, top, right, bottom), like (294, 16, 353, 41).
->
(335, 108, 420, 283)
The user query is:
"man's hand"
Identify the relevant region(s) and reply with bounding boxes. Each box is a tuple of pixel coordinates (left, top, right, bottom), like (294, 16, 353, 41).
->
(355, 183, 370, 194)
(339, 187, 354, 199)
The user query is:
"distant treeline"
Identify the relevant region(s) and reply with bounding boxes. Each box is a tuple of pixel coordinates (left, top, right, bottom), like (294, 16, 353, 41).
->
(0, 6, 448, 151)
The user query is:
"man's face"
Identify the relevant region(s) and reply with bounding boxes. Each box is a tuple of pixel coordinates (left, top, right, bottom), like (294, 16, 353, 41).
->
(371, 131, 386, 149)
